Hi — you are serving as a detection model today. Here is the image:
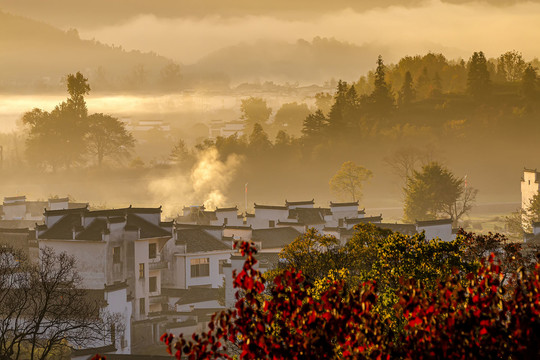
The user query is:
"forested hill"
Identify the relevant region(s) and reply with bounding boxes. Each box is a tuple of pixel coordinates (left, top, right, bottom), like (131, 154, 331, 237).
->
(0, 11, 174, 94)
(187, 38, 386, 85)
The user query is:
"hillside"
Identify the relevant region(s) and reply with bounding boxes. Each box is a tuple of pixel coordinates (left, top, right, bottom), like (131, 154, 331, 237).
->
(187, 37, 387, 85)
(0, 11, 174, 93)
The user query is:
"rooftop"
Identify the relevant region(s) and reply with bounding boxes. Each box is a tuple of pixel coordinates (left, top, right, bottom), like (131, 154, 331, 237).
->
(252, 227, 302, 249)
(176, 228, 230, 253)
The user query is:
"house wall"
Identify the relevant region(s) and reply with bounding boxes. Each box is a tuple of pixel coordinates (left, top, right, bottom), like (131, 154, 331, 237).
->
(522, 170, 540, 211)
(2, 203, 26, 220)
(38, 240, 107, 288)
(184, 252, 232, 288)
(223, 227, 252, 241)
(249, 208, 289, 229)
(104, 287, 132, 354)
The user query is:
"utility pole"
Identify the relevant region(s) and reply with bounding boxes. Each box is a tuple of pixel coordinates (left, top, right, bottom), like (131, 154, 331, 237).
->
(244, 183, 248, 214)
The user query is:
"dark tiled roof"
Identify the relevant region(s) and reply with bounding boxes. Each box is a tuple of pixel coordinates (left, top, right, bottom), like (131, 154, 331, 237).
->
(39, 213, 82, 240)
(224, 225, 252, 230)
(0, 227, 30, 234)
(345, 215, 383, 225)
(285, 199, 314, 206)
(104, 281, 129, 291)
(288, 208, 328, 225)
(162, 287, 221, 305)
(252, 227, 302, 249)
(330, 201, 359, 207)
(43, 206, 89, 216)
(254, 204, 288, 210)
(126, 214, 171, 239)
(215, 206, 238, 212)
(75, 218, 107, 241)
(88, 206, 162, 217)
(416, 218, 453, 226)
(3, 195, 26, 202)
(176, 228, 230, 253)
(245, 212, 255, 218)
(74, 344, 116, 357)
(376, 223, 417, 236)
(277, 220, 304, 226)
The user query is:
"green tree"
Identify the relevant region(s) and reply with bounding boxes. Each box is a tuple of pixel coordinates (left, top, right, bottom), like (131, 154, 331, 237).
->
(66, 71, 91, 118)
(398, 70, 415, 107)
(329, 161, 372, 202)
(403, 162, 477, 225)
(367, 55, 394, 117)
(240, 97, 272, 133)
(87, 113, 135, 167)
(301, 110, 328, 139)
(497, 50, 526, 82)
(467, 51, 491, 100)
(272, 102, 310, 135)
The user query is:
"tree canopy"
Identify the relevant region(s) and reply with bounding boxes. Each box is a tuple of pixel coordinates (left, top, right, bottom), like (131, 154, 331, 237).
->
(329, 161, 372, 202)
(403, 162, 477, 224)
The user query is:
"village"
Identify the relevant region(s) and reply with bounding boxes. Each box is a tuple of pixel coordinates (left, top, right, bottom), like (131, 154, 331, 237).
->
(1, 167, 540, 358)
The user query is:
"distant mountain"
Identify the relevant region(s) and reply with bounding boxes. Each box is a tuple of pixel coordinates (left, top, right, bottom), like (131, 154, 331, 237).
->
(186, 37, 387, 85)
(0, 11, 174, 93)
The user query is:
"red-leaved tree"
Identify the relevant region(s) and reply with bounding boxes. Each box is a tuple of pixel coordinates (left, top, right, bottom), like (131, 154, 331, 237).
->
(155, 241, 539, 359)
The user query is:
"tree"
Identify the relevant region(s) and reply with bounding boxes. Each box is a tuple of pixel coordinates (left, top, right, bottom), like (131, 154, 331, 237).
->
(240, 97, 272, 133)
(497, 50, 526, 82)
(87, 113, 135, 167)
(301, 110, 328, 139)
(248, 123, 272, 154)
(367, 55, 394, 117)
(65, 72, 91, 118)
(169, 139, 192, 166)
(272, 102, 310, 135)
(160, 239, 540, 359)
(0, 246, 115, 360)
(398, 70, 415, 106)
(329, 161, 372, 202)
(521, 63, 538, 102)
(384, 146, 432, 184)
(467, 51, 491, 100)
(403, 162, 477, 225)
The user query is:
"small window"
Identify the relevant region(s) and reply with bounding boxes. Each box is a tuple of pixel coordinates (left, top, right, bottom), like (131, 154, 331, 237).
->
(113, 247, 121, 264)
(190, 258, 210, 278)
(269, 220, 275, 228)
(338, 218, 344, 227)
(139, 263, 145, 278)
(139, 298, 145, 315)
(224, 217, 228, 225)
(149, 243, 157, 259)
(149, 276, 157, 292)
(219, 259, 227, 274)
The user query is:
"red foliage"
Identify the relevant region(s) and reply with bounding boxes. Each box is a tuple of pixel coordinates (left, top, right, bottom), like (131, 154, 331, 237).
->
(162, 242, 540, 359)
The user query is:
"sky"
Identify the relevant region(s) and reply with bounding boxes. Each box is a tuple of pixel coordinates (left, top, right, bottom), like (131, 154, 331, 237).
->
(1, 0, 540, 64)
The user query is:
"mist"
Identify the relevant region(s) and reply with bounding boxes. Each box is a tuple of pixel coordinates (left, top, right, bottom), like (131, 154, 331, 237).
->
(78, 1, 540, 64)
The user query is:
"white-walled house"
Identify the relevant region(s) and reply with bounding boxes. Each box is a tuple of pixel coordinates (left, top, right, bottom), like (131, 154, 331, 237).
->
(36, 206, 173, 355)
(416, 218, 455, 242)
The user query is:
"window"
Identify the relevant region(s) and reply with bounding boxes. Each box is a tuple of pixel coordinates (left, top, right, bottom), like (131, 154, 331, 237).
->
(139, 263, 145, 278)
(219, 259, 227, 274)
(110, 324, 116, 344)
(149, 243, 157, 259)
(149, 276, 157, 292)
(139, 298, 145, 315)
(113, 247, 121, 263)
(223, 217, 228, 225)
(269, 220, 275, 228)
(338, 218, 344, 227)
(190, 258, 209, 278)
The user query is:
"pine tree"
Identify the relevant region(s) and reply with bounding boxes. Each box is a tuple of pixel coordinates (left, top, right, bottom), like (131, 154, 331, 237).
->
(521, 63, 537, 102)
(368, 55, 394, 118)
(398, 71, 415, 107)
(467, 51, 491, 100)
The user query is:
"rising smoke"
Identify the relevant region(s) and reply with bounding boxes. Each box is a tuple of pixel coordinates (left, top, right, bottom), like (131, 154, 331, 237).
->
(148, 148, 243, 216)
